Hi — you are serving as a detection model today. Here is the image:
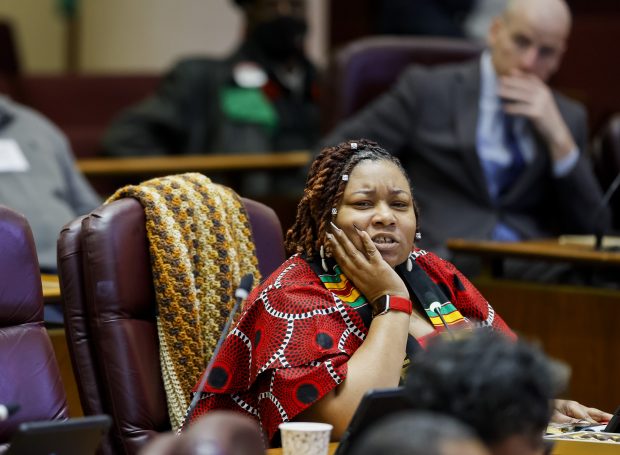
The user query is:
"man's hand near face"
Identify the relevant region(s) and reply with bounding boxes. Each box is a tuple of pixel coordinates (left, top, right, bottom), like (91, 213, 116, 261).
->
(498, 70, 577, 162)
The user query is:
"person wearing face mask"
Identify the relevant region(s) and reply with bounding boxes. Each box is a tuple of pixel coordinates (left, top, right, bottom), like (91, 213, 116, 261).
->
(101, 0, 319, 196)
(183, 139, 610, 445)
(322, 0, 610, 279)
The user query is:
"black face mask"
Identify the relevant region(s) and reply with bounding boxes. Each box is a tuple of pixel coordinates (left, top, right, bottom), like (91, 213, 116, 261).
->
(251, 16, 307, 62)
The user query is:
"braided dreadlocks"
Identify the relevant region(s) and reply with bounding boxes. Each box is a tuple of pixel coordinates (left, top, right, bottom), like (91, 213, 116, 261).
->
(285, 139, 420, 259)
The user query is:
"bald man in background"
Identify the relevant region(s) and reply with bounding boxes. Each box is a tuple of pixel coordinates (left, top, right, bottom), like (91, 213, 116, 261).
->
(322, 0, 610, 278)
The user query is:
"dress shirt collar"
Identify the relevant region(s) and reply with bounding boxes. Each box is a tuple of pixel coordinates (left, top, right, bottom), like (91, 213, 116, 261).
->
(479, 52, 529, 139)
(479, 51, 500, 112)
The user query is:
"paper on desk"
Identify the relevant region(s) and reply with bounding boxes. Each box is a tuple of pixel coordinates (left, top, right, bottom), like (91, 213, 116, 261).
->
(0, 139, 29, 172)
(559, 235, 620, 249)
(545, 431, 620, 455)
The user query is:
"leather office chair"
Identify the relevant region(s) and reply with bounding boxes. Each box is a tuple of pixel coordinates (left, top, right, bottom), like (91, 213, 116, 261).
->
(0, 205, 68, 445)
(57, 196, 285, 455)
(322, 35, 484, 133)
(591, 113, 620, 229)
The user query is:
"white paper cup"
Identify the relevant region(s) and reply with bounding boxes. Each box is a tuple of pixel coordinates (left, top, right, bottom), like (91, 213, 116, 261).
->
(279, 422, 333, 455)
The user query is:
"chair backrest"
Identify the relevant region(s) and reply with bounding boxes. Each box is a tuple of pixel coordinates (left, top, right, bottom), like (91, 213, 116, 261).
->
(0, 205, 68, 444)
(57, 196, 285, 455)
(322, 35, 484, 133)
(591, 113, 620, 228)
(13, 74, 160, 158)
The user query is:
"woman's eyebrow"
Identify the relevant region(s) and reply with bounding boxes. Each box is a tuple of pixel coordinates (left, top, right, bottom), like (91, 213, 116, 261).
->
(350, 188, 409, 195)
(351, 189, 375, 195)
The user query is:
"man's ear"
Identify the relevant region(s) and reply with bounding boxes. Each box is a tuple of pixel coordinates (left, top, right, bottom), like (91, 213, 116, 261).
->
(487, 16, 503, 47)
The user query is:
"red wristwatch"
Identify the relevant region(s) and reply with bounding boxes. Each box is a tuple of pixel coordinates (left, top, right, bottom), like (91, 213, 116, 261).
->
(372, 295, 413, 317)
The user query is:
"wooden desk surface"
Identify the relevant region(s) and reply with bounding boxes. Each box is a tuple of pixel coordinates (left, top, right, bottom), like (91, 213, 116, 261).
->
(550, 437, 620, 454)
(447, 238, 620, 267)
(77, 151, 312, 177)
(266, 442, 338, 454)
(265, 440, 605, 454)
(41, 273, 61, 302)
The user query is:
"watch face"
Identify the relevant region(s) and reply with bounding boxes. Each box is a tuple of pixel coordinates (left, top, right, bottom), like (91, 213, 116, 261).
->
(372, 295, 388, 317)
(372, 295, 412, 317)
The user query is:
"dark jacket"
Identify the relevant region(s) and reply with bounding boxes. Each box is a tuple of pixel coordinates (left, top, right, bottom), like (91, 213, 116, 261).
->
(102, 42, 320, 157)
(322, 59, 609, 260)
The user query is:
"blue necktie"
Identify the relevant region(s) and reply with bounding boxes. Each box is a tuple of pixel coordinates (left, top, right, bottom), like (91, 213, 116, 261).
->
(498, 115, 525, 196)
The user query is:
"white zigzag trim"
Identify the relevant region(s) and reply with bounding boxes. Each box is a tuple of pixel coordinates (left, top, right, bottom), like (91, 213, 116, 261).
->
(232, 328, 252, 351)
(334, 297, 365, 340)
(410, 250, 428, 260)
(257, 319, 294, 375)
(231, 394, 259, 417)
(324, 359, 343, 384)
(232, 328, 253, 378)
(475, 302, 495, 328)
(273, 262, 297, 288)
(193, 391, 215, 401)
(338, 328, 351, 352)
(269, 368, 277, 391)
(258, 391, 288, 422)
(262, 297, 341, 320)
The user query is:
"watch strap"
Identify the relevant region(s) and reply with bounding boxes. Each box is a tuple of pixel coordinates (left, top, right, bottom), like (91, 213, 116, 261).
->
(372, 295, 413, 317)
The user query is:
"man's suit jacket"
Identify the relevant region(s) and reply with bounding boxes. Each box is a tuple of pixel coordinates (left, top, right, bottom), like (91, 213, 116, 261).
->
(322, 59, 608, 260)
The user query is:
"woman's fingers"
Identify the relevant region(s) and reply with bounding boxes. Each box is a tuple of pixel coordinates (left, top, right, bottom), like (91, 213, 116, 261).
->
(326, 224, 409, 303)
(329, 222, 368, 264)
(353, 224, 382, 262)
(553, 399, 612, 424)
(327, 222, 385, 270)
(584, 407, 613, 424)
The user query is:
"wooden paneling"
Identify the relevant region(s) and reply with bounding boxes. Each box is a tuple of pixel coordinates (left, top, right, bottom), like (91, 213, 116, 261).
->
(476, 279, 620, 411)
(447, 238, 620, 411)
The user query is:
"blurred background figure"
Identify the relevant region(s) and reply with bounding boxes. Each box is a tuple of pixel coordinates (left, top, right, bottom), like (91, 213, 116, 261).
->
(102, 0, 320, 197)
(139, 411, 265, 455)
(322, 0, 609, 279)
(349, 411, 490, 455)
(0, 94, 100, 273)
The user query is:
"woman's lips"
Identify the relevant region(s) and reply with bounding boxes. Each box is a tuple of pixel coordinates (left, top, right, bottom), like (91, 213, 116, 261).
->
(372, 236, 399, 253)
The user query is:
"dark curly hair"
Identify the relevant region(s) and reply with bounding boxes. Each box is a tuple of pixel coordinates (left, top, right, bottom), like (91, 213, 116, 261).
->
(285, 139, 420, 258)
(405, 331, 567, 447)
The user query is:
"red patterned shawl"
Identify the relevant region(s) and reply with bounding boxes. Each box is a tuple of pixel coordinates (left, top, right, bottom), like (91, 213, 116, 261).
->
(188, 250, 513, 440)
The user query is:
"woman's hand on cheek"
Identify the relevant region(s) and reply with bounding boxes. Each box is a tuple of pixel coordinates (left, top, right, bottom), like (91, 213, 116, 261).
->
(326, 222, 409, 304)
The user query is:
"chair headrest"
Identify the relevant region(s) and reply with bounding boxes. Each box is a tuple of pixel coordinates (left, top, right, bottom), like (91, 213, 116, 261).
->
(0, 205, 43, 325)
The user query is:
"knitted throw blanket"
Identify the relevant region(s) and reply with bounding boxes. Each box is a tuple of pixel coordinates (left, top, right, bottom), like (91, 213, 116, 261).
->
(107, 173, 260, 430)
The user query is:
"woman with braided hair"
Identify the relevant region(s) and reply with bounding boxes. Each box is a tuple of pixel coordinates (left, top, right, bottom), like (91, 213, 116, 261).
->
(187, 139, 609, 443)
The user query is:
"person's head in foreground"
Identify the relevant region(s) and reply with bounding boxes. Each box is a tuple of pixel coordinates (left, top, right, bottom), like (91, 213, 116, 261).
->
(139, 411, 265, 455)
(488, 0, 571, 81)
(405, 332, 565, 455)
(286, 138, 419, 269)
(349, 411, 490, 455)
